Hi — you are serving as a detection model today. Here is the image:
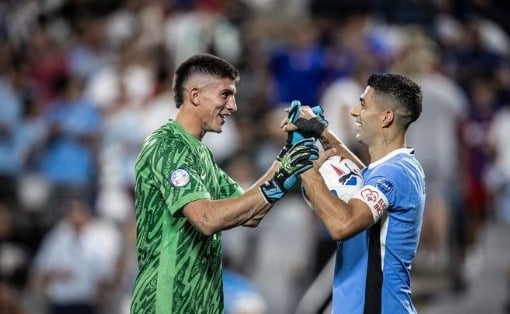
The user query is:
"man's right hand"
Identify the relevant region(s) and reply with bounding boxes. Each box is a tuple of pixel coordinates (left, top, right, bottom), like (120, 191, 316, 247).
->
(278, 100, 327, 161)
(260, 138, 319, 204)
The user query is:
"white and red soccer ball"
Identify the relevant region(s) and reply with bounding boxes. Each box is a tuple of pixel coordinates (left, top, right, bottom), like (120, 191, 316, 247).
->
(301, 155, 363, 210)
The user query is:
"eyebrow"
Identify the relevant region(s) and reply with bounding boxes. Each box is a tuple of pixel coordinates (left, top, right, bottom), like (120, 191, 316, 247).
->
(222, 87, 236, 94)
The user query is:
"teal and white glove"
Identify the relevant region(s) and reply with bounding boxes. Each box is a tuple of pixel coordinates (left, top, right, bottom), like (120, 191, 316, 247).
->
(288, 100, 328, 144)
(277, 100, 327, 162)
(261, 138, 319, 204)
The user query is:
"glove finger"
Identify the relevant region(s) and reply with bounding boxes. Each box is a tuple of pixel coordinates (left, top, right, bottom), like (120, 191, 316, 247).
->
(287, 144, 319, 164)
(289, 152, 314, 168)
(288, 100, 301, 123)
(287, 139, 315, 156)
(288, 145, 314, 161)
(291, 164, 313, 178)
(290, 137, 315, 147)
(309, 148, 319, 161)
(292, 141, 319, 159)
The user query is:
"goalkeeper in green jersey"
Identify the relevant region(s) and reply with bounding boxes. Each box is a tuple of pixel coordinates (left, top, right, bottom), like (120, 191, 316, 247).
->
(130, 53, 318, 314)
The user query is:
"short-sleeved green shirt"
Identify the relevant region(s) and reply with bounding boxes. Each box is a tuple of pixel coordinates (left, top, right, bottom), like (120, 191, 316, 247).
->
(130, 120, 243, 314)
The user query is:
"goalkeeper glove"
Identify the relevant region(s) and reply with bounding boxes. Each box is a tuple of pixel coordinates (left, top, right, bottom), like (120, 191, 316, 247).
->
(261, 138, 319, 204)
(276, 100, 302, 162)
(288, 100, 328, 144)
(277, 100, 327, 161)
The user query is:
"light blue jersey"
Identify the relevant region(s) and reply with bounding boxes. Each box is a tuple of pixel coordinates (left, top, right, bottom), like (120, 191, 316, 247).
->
(332, 148, 426, 314)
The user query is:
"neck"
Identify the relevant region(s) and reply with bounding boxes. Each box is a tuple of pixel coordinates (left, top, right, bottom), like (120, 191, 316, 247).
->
(175, 106, 204, 141)
(368, 131, 406, 162)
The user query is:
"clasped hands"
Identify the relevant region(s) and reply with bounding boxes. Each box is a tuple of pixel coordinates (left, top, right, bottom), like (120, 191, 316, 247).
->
(259, 101, 331, 204)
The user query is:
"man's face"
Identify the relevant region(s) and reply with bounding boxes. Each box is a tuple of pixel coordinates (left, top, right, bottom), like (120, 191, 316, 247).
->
(193, 77, 237, 134)
(350, 86, 382, 145)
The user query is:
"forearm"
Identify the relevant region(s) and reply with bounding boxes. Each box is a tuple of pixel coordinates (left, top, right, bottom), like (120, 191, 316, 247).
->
(319, 129, 365, 169)
(183, 188, 271, 235)
(217, 186, 273, 226)
(301, 168, 372, 241)
(247, 160, 280, 189)
(238, 161, 280, 227)
(301, 169, 350, 239)
(186, 139, 318, 232)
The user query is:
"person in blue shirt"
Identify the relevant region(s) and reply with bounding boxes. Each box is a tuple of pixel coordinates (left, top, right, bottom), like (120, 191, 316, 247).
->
(267, 21, 328, 108)
(287, 73, 425, 313)
(0, 75, 23, 207)
(223, 268, 267, 314)
(39, 74, 102, 209)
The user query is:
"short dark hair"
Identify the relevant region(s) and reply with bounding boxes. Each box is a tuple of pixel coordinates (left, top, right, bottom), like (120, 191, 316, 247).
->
(367, 73, 422, 130)
(172, 53, 240, 108)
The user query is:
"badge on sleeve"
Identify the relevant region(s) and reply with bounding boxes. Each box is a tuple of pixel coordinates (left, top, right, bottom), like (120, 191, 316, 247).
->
(376, 178, 394, 194)
(170, 169, 190, 187)
(353, 184, 389, 222)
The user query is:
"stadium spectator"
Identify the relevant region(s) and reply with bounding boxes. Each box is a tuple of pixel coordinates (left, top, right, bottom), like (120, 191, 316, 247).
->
(29, 199, 121, 314)
(38, 74, 102, 216)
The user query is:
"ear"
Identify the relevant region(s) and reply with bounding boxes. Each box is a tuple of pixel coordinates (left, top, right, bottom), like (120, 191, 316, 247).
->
(380, 110, 394, 128)
(190, 88, 200, 106)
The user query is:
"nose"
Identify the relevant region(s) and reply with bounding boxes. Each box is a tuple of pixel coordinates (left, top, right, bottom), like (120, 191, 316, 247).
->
(227, 96, 237, 112)
(350, 103, 360, 117)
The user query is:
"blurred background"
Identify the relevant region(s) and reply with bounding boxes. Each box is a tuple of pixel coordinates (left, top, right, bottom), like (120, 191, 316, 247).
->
(0, 0, 509, 313)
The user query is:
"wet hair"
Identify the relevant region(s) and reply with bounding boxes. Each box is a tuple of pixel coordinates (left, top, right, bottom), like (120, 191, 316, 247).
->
(172, 53, 240, 108)
(367, 73, 422, 130)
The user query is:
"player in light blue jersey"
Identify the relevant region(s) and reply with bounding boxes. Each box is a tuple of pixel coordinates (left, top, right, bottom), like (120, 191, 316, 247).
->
(286, 73, 425, 313)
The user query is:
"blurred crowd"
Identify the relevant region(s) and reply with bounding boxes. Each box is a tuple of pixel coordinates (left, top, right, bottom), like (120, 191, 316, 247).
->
(1, 0, 510, 313)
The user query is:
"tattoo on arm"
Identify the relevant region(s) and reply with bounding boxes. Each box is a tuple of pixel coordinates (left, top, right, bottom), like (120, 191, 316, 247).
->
(319, 136, 332, 150)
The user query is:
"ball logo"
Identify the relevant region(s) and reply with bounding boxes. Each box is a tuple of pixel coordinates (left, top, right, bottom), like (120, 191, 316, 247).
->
(170, 169, 190, 187)
(301, 155, 364, 208)
(329, 158, 362, 187)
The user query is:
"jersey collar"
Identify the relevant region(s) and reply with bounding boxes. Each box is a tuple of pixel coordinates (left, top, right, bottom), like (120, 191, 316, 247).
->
(368, 147, 415, 169)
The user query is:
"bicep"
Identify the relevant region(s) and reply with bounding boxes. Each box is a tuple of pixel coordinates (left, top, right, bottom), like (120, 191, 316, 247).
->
(347, 198, 377, 231)
(328, 198, 375, 241)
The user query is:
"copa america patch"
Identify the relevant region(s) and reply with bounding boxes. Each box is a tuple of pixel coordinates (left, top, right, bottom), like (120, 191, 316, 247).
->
(170, 169, 190, 187)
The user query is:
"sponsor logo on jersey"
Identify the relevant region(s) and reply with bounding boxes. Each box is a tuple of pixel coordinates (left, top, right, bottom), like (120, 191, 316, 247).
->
(360, 187, 388, 217)
(170, 169, 190, 187)
(360, 187, 379, 202)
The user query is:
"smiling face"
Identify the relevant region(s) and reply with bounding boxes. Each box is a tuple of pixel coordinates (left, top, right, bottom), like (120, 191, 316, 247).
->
(188, 76, 237, 135)
(350, 86, 384, 146)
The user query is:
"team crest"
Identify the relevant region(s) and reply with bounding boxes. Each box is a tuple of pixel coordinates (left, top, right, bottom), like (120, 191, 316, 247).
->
(170, 169, 190, 187)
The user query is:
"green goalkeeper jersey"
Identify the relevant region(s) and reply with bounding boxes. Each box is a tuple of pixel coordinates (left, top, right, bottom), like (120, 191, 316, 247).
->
(130, 120, 243, 314)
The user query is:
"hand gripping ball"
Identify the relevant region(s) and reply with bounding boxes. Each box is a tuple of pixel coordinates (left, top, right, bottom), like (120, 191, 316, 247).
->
(302, 155, 363, 209)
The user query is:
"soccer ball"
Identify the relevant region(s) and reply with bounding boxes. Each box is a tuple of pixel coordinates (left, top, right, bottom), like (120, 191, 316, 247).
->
(301, 155, 363, 210)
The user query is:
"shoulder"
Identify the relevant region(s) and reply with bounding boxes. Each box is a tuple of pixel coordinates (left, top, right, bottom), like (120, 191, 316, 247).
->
(141, 123, 193, 156)
(365, 150, 424, 190)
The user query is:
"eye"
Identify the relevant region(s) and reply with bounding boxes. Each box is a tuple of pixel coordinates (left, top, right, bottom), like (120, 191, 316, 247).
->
(221, 91, 234, 99)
